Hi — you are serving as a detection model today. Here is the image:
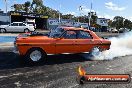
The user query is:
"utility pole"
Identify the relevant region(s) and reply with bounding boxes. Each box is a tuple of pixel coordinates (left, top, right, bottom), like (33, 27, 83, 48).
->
(59, 4, 61, 25)
(89, 1, 93, 27)
(4, 0, 8, 14)
(78, 6, 82, 22)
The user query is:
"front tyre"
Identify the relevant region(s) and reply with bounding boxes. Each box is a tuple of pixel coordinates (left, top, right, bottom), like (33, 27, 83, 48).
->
(25, 48, 46, 64)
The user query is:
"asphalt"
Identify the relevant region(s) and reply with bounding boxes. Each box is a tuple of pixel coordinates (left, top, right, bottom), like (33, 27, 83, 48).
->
(0, 46, 132, 88)
(0, 32, 131, 88)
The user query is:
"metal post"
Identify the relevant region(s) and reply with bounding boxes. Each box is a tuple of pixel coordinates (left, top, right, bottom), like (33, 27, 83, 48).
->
(10, 14, 11, 24)
(4, 0, 7, 14)
(89, 1, 93, 27)
(59, 13, 60, 23)
(88, 1, 93, 30)
(79, 6, 82, 22)
(58, 4, 61, 25)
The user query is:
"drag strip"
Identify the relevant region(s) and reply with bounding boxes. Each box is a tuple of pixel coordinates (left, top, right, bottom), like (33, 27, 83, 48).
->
(0, 45, 132, 88)
(1, 33, 132, 88)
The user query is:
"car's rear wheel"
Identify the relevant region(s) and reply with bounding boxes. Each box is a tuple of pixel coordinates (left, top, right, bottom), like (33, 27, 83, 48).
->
(0, 29, 6, 33)
(25, 48, 46, 65)
(89, 46, 102, 57)
(24, 28, 30, 33)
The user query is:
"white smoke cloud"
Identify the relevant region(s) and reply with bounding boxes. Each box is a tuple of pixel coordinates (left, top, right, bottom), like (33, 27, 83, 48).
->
(82, 31, 132, 60)
(95, 31, 132, 60)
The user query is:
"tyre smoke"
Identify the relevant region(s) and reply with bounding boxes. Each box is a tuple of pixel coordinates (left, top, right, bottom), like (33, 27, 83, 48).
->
(95, 31, 132, 60)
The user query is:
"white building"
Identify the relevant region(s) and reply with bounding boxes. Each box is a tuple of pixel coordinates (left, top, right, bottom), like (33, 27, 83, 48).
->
(73, 22, 89, 28)
(96, 18, 110, 32)
(0, 11, 10, 24)
(97, 18, 109, 26)
(48, 18, 89, 29)
(0, 16, 10, 22)
(48, 18, 75, 29)
(48, 18, 74, 26)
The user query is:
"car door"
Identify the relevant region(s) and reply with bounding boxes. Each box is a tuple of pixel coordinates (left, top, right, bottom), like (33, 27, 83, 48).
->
(18, 23, 26, 32)
(75, 30, 94, 53)
(55, 30, 77, 54)
(6, 23, 18, 32)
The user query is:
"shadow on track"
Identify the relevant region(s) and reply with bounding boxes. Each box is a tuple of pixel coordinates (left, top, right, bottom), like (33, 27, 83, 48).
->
(0, 52, 91, 70)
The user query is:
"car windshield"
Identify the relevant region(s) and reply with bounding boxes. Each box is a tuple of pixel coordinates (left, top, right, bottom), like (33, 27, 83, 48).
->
(49, 27, 64, 38)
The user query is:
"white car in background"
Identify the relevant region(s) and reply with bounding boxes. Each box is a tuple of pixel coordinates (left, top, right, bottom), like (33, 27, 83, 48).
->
(0, 22, 35, 33)
(25, 22, 36, 29)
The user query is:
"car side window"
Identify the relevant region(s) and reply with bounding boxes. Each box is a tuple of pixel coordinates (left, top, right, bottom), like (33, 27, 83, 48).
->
(62, 30, 77, 39)
(77, 31, 92, 39)
(11, 23, 18, 26)
(49, 28, 64, 38)
(19, 23, 26, 26)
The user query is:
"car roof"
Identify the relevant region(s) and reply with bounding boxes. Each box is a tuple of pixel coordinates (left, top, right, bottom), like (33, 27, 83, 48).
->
(59, 26, 90, 31)
(12, 22, 24, 23)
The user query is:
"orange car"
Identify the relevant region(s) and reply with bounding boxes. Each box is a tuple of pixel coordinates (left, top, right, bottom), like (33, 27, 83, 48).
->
(15, 27, 111, 64)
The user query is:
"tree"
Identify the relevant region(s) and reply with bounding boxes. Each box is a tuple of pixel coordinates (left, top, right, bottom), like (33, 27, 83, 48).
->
(109, 16, 132, 31)
(24, 1, 31, 13)
(31, 0, 43, 13)
(124, 19, 132, 29)
(12, 4, 24, 12)
(108, 20, 113, 27)
(62, 14, 74, 19)
(88, 12, 98, 26)
(32, 0, 43, 6)
(112, 16, 124, 29)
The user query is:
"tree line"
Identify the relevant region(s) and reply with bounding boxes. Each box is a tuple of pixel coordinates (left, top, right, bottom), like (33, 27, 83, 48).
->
(11, 0, 132, 30)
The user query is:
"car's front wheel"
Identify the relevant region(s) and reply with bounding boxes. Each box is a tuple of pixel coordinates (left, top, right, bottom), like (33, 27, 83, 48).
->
(25, 48, 46, 64)
(0, 28, 6, 33)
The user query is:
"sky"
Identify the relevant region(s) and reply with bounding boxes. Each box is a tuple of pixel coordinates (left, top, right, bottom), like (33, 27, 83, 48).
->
(0, 0, 132, 20)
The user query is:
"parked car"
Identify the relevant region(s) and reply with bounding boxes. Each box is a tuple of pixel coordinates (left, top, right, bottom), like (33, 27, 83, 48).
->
(0, 22, 35, 33)
(14, 27, 111, 64)
(109, 28, 118, 33)
(119, 28, 130, 33)
(24, 22, 36, 29)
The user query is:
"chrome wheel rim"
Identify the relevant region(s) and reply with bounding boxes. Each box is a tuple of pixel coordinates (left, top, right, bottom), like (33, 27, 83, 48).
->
(24, 29, 29, 32)
(0, 29, 5, 33)
(30, 50, 42, 62)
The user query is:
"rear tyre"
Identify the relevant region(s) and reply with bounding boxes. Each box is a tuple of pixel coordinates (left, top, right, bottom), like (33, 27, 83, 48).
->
(89, 46, 101, 57)
(25, 48, 47, 65)
(0, 28, 6, 33)
(24, 28, 30, 33)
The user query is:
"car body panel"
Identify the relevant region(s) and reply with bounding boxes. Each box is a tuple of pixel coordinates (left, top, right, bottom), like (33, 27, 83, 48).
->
(15, 27, 111, 56)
